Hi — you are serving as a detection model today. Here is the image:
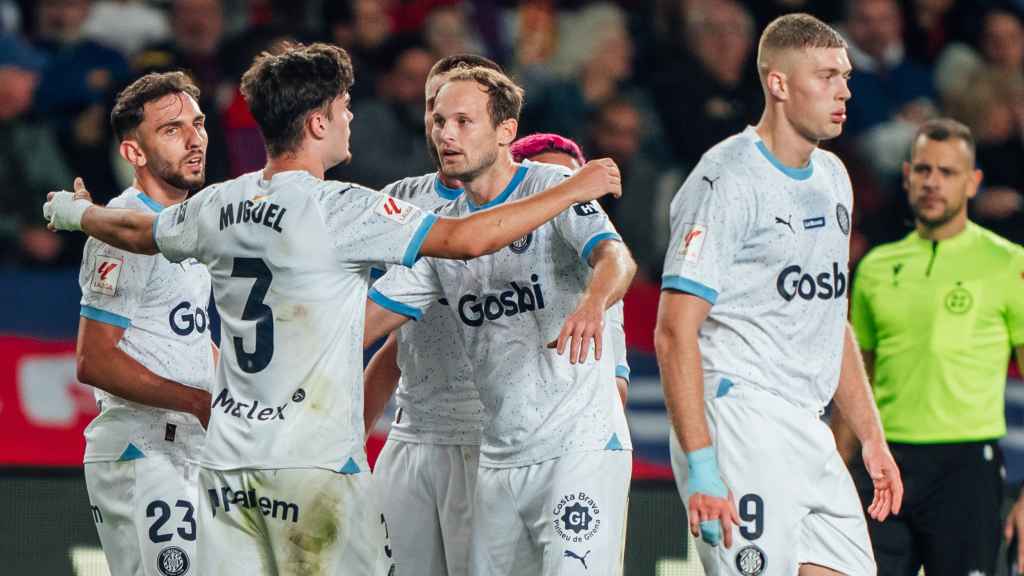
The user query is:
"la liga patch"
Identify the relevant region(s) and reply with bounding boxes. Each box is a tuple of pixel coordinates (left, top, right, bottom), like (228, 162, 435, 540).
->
(376, 196, 414, 224)
(678, 224, 707, 263)
(90, 255, 123, 296)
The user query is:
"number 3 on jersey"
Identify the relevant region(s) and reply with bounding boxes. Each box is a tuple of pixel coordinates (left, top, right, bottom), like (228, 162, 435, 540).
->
(231, 258, 274, 373)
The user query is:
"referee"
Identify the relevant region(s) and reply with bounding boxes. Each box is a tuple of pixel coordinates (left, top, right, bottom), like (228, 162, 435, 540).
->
(832, 118, 1024, 576)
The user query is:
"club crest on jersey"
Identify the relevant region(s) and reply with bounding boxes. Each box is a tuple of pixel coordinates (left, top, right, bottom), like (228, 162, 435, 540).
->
(90, 255, 123, 296)
(678, 224, 707, 263)
(735, 545, 766, 576)
(944, 285, 973, 314)
(157, 546, 190, 576)
(836, 203, 850, 235)
(573, 201, 600, 217)
(553, 491, 601, 543)
(377, 196, 413, 223)
(509, 232, 532, 254)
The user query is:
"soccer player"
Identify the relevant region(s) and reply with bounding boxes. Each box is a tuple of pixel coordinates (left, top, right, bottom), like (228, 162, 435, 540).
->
(43, 43, 622, 574)
(77, 71, 215, 576)
(654, 13, 902, 575)
(364, 66, 637, 576)
(362, 54, 504, 576)
(833, 118, 1024, 576)
(509, 132, 631, 405)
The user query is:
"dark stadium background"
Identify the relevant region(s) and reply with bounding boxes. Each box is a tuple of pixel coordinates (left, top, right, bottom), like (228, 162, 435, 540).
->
(2, 0, 1022, 574)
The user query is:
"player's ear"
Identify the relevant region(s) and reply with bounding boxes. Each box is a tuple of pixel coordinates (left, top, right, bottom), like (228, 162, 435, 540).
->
(308, 109, 329, 141)
(120, 139, 146, 167)
(967, 168, 983, 199)
(767, 70, 787, 101)
(497, 118, 518, 147)
(901, 161, 911, 192)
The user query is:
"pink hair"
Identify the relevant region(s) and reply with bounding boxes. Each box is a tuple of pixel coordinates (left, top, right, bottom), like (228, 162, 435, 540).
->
(510, 133, 586, 166)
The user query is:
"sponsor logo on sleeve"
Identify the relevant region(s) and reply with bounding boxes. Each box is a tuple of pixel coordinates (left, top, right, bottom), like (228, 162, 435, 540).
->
(572, 201, 600, 217)
(376, 196, 413, 223)
(678, 224, 707, 263)
(90, 255, 123, 296)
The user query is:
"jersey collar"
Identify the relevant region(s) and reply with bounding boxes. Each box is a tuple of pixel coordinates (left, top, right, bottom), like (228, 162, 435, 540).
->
(907, 221, 979, 251)
(754, 139, 814, 181)
(134, 190, 165, 213)
(466, 163, 529, 212)
(433, 174, 463, 201)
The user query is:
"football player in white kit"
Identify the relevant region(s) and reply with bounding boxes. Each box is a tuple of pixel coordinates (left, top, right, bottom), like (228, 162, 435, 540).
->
(76, 72, 215, 576)
(44, 43, 623, 576)
(654, 14, 903, 576)
(508, 132, 631, 405)
(362, 54, 503, 576)
(364, 67, 637, 576)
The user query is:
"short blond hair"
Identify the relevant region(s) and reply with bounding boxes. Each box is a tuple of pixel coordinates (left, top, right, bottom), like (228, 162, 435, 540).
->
(757, 13, 846, 79)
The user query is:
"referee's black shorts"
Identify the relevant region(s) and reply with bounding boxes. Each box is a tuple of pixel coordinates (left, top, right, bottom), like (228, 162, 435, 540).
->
(851, 440, 1004, 576)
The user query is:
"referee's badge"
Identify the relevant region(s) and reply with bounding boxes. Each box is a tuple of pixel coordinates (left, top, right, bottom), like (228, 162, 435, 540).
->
(944, 285, 973, 314)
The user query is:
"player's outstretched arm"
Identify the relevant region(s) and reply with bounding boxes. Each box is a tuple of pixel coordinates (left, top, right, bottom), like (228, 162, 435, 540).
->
(655, 291, 739, 548)
(44, 179, 158, 255)
(77, 318, 211, 427)
(363, 333, 401, 436)
(833, 323, 902, 522)
(419, 159, 621, 260)
(551, 240, 636, 364)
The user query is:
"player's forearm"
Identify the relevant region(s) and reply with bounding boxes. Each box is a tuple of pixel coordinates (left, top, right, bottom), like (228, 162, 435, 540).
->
(363, 301, 411, 348)
(829, 406, 861, 465)
(433, 180, 589, 259)
(655, 323, 712, 451)
(363, 333, 401, 435)
(80, 206, 159, 255)
(832, 325, 886, 446)
(582, 241, 636, 311)
(77, 346, 209, 420)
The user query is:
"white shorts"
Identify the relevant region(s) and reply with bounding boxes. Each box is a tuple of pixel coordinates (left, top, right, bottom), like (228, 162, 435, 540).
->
(85, 453, 200, 576)
(197, 466, 391, 575)
(471, 450, 631, 576)
(670, 385, 875, 576)
(373, 439, 479, 576)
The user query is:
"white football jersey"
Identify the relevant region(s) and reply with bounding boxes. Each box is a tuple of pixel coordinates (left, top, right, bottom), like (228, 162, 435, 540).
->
(379, 173, 482, 445)
(662, 126, 853, 410)
(371, 161, 632, 468)
(153, 170, 436, 472)
(79, 188, 213, 463)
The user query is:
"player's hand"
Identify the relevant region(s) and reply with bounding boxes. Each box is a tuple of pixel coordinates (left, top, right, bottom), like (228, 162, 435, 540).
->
(548, 296, 605, 364)
(685, 446, 739, 548)
(1004, 491, 1024, 573)
(688, 489, 741, 549)
(43, 177, 94, 232)
(862, 438, 903, 522)
(570, 158, 621, 202)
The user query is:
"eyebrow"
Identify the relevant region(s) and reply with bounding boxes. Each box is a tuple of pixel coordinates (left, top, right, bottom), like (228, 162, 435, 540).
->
(156, 114, 206, 131)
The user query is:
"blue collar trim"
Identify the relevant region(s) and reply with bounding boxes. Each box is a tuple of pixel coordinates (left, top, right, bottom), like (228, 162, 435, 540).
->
(466, 164, 528, 212)
(136, 192, 165, 213)
(433, 175, 463, 200)
(755, 141, 813, 181)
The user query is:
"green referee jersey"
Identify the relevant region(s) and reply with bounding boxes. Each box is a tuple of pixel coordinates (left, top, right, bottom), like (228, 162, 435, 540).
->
(851, 222, 1024, 443)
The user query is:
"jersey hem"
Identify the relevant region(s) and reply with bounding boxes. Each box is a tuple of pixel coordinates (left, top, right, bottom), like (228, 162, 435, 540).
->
(478, 445, 634, 469)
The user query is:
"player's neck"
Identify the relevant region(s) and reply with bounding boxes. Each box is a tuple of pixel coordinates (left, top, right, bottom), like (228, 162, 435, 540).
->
(916, 212, 968, 242)
(463, 154, 517, 206)
(755, 112, 817, 169)
(133, 173, 188, 208)
(437, 172, 462, 190)
(264, 153, 326, 181)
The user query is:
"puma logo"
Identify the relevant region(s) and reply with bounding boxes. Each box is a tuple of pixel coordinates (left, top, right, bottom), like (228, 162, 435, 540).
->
(702, 175, 719, 190)
(564, 550, 591, 570)
(775, 215, 794, 234)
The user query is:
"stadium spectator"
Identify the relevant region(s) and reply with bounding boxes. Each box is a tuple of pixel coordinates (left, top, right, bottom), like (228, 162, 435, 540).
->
(519, 2, 641, 144)
(834, 118, 1024, 576)
(980, 6, 1024, 76)
(839, 0, 936, 140)
(329, 36, 436, 189)
(0, 33, 74, 266)
(31, 0, 128, 208)
(325, 0, 396, 102)
(648, 0, 762, 169)
(900, 0, 977, 65)
(423, 3, 484, 60)
(80, 0, 170, 58)
(586, 97, 666, 279)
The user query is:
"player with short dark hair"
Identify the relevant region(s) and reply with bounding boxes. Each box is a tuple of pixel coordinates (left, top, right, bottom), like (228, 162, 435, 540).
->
(79, 70, 214, 576)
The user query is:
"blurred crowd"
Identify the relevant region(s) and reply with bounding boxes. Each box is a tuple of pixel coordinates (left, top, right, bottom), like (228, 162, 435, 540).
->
(1, 0, 1022, 276)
